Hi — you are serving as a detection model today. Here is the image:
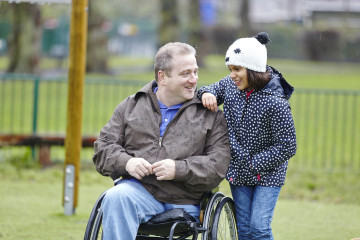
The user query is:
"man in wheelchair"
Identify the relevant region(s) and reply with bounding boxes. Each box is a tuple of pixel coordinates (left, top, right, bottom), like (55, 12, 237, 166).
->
(92, 42, 231, 240)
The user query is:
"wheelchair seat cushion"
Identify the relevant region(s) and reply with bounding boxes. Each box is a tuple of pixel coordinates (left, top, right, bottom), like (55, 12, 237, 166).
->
(137, 208, 196, 237)
(148, 208, 196, 224)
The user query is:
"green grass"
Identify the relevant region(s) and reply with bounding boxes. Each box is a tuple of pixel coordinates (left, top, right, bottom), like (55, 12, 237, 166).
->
(272, 199, 360, 240)
(0, 164, 111, 240)
(0, 163, 359, 240)
(3, 56, 360, 171)
(1, 55, 360, 89)
(1, 56, 360, 239)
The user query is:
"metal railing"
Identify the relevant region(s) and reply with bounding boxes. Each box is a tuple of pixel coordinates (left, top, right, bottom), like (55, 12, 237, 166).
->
(0, 74, 146, 136)
(290, 88, 360, 170)
(0, 74, 359, 171)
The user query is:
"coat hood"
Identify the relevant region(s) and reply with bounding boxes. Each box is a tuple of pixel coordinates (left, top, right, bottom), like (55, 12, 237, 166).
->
(262, 66, 294, 100)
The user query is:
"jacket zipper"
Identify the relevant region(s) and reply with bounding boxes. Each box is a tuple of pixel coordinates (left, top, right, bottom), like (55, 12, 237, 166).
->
(249, 155, 261, 181)
(246, 90, 259, 181)
(240, 91, 251, 123)
(157, 103, 194, 148)
(158, 137, 162, 147)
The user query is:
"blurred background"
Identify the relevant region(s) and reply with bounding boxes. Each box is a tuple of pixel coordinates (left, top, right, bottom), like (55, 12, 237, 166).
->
(1, 0, 359, 169)
(0, 0, 359, 74)
(0, 1, 359, 239)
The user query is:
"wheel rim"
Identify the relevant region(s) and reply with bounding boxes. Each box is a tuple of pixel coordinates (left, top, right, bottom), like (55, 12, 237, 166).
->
(211, 197, 238, 240)
(201, 192, 224, 240)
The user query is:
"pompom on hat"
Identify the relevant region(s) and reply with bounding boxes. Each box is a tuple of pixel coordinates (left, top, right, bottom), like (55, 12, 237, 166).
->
(225, 32, 271, 73)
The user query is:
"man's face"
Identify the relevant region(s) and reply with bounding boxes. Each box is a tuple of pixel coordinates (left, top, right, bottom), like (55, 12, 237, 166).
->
(163, 54, 198, 104)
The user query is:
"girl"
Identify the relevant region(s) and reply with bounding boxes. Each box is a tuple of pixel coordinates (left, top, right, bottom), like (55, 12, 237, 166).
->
(198, 32, 297, 239)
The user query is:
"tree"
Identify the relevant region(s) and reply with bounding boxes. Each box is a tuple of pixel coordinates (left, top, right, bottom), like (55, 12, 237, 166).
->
(158, 0, 179, 47)
(239, 0, 251, 37)
(86, 0, 109, 73)
(187, 0, 211, 67)
(5, 3, 42, 73)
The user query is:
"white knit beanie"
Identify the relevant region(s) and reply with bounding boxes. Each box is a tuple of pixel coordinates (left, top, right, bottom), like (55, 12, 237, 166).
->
(225, 32, 270, 73)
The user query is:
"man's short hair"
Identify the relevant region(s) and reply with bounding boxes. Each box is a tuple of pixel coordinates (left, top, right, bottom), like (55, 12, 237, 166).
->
(154, 42, 196, 81)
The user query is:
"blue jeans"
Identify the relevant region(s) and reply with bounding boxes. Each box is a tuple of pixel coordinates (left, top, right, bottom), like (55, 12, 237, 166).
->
(230, 184, 281, 240)
(101, 179, 200, 240)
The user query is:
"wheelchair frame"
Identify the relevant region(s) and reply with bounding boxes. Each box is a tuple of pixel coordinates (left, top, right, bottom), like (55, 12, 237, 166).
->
(84, 190, 237, 240)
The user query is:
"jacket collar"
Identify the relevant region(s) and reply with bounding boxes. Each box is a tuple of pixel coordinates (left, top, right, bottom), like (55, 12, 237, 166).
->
(262, 66, 294, 100)
(136, 80, 202, 106)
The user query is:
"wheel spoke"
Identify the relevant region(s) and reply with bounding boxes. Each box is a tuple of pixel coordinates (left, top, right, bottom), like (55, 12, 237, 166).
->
(211, 197, 238, 240)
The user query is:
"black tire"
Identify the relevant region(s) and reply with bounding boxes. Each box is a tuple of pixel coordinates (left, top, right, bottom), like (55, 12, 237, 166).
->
(210, 197, 237, 240)
(84, 191, 107, 240)
(201, 192, 225, 240)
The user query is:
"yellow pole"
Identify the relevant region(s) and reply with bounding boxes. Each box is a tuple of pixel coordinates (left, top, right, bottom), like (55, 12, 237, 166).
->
(63, 0, 88, 215)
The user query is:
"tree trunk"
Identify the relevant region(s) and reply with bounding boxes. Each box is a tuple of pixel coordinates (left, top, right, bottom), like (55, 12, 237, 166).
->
(158, 0, 179, 47)
(86, 0, 109, 73)
(6, 3, 41, 74)
(239, 0, 251, 37)
(187, 0, 211, 67)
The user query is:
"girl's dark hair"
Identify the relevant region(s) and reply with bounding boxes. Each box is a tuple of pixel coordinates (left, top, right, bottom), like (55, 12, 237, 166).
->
(247, 68, 271, 91)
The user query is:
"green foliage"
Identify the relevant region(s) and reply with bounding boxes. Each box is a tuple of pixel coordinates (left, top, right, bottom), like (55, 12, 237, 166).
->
(6, 147, 40, 170)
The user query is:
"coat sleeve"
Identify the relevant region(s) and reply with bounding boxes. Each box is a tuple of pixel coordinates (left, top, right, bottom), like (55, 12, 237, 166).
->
(250, 100, 297, 173)
(174, 109, 231, 192)
(197, 76, 232, 106)
(92, 98, 133, 180)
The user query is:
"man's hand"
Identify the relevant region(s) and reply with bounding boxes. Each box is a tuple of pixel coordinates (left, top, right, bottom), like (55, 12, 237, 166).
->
(126, 157, 153, 180)
(202, 92, 218, 112)
(152, 159, 176, 181)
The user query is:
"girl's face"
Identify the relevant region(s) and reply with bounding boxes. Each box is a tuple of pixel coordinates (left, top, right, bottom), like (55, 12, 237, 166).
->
(228, 65, 249, 90)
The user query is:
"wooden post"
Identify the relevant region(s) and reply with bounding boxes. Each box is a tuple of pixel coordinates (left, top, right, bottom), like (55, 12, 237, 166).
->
(39, 144, 51, 167)
(63, 0, 88, 215)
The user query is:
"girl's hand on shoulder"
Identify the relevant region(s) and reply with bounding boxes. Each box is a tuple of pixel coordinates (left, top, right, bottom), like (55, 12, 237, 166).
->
(202, 92, 218, 112)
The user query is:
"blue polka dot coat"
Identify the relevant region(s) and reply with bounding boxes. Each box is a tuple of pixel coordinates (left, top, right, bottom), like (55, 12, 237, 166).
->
(198, 66, 297, 187)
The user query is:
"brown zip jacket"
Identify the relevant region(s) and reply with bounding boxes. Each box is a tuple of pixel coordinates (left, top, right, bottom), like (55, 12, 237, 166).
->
(93, 80, 230, 204)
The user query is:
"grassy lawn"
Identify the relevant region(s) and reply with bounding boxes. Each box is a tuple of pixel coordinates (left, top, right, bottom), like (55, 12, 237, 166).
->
(108, 55, 360, 90)
(1, 56, 360, 239)
(3, 56, 360, 170)
(1, 55, 360, 89)
(273, 199, 360, 240)
(0, 163, 359, 240)
(0, 164, 111, 240)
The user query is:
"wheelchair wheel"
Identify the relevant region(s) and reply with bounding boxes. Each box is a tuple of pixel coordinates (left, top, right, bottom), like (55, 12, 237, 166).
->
(201, 192, 225, 240)
(210, 197, 237, 240)
(84, 191, 106, 240)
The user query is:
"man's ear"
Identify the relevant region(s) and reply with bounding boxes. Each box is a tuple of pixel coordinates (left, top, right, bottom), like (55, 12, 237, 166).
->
(158, 71, 167, 85)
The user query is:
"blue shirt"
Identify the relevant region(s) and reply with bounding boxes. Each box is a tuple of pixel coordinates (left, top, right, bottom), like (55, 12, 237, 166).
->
(158, 101, 182, 136)
(154, 87, 183, 136)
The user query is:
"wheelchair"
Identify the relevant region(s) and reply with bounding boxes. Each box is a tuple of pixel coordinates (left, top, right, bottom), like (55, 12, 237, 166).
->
(84, 187, 238, 240)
